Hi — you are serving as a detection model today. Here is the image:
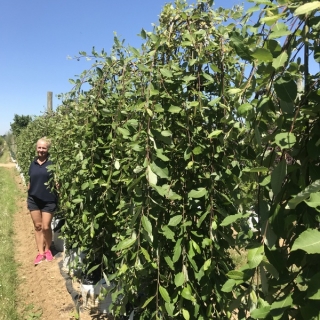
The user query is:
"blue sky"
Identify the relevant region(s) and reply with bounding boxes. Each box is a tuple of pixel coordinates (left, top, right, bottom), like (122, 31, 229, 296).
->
(0, 0, 245, 135)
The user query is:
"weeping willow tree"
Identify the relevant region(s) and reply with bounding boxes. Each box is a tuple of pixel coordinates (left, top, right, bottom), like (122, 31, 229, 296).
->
(16, 0, 320, 319)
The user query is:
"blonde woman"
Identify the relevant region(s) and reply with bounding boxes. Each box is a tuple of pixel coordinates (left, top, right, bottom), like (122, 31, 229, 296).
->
(27, 137, 58, 265)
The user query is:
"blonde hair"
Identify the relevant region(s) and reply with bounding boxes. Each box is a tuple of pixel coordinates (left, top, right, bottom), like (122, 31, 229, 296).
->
(37, 137, 51, 149)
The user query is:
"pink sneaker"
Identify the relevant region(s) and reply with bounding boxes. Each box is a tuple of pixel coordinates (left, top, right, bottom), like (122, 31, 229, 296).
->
(44, 250, 53, 262)
(34, 253, 45, 265)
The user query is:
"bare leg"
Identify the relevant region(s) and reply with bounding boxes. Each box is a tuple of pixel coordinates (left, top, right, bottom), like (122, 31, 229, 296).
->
(42, 212, 54, 252)
(30, 210, 44, 254)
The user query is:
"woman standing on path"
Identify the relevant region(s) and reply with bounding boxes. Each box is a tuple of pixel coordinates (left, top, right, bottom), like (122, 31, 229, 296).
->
(27, 137, 58, 265)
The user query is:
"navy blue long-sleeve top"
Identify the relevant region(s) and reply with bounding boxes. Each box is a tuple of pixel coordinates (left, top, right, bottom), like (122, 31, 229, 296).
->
(28, 157, 57, 202)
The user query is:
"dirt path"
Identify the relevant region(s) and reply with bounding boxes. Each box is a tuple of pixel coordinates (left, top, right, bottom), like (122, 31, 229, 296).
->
(1, 157, 109, 320)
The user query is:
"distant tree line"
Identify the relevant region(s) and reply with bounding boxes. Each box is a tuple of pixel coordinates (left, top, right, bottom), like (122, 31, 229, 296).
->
(10, 114, 33, 137)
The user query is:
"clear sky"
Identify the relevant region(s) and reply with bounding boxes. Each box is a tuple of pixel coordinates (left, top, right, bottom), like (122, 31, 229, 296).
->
(0, 0, 244, 135)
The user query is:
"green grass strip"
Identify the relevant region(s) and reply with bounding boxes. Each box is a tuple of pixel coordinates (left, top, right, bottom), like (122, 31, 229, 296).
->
(0, 162, 20, 319)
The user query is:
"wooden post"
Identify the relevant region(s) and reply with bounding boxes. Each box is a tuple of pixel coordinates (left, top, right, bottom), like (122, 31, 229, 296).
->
(47, 91, 53, 113)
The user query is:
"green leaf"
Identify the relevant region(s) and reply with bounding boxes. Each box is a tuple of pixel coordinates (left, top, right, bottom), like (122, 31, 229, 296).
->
(141, 295, 155, 308)
(174, 272, 185, 287)
(150, 162, 169, 179)
(269, 29, 292, 39)
(291, 229, 320, 254)
(287, 180, 320, 209)
(117, 127, 130, 137)
(168, 215, 182, 227)
(251, 306, 271, 319)
(247, 244, 264, 269)
(81, 182, 89, 190)
(167, 189, 182, 200)
(228, 88, 242, 94)
(274, 77, 297, 103)
(237, 103, 253, 115)
(149, 88, 159, 97)
(221, 279, 242, 292)
(147, 165, 158, 185)
(264, 39, 281, 57)
(160, 68, 173, 78)
(141, 215, 152, 234)
(165, 302, 175, 317)
(159, 285, 170, 302)
(87, 263, 100, 275)
(182, 75, 197, 83)
(271, 160, 287, 196)
(192, 146, 203, 155)
(220, 213, 242, 226)
(72, 198, 83, 204)
(137, 64, 150, 72)
(230, 32, 252, 60)
(164, 255, 175, 270)
(208, 97, 221, 106)
(202, 72, 214, 82)
(261, 260, 279, 279)
(168, 105, 182, 113)
(140, 28, 147, 39)
(274, 132, 296, 149)
(182, 309, 190, 320)
(188, 188, 207, 198)
(294, 1, 320, 16)
(114, 160, 120, 170)
(251, 48, 273, 62)
(197, 211, 209, 228)
(115, 238, 136, 251)
(99, 98, 106, 105)
(208, 130, 223, 138)
(307, 272, 320, 300)
(192, 240, 201, 254)
(181, 287, 194, 301)
(250, 289, 258, 304)
(227, 270, 244, 280)
(261, 14, 284, 25)
(314, 44, 320, 63)
(260, 175, 271, 186)
(161, 130, 172, 137)
(162, 225, 175, 240)
(272, 51, 288, 69)
(255, 126, 262, 147)
(96, 67, 103, 77)
(156, 149, 170, 161)
(270, 294, 293, 310)
(305, 192, 320, 208)
(173, 239, 182, 262)
(141, 247, 151, 262)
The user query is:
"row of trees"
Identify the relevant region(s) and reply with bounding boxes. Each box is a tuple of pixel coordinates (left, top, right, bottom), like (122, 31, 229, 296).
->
(14, 0, 320, 319)
(0, 136, 4, 157)
(4, 114, 33, 159)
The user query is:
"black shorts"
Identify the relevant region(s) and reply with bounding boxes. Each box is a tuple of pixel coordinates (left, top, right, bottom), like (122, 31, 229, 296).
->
(27, 195, 57, 213)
